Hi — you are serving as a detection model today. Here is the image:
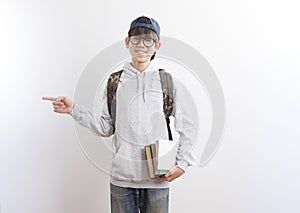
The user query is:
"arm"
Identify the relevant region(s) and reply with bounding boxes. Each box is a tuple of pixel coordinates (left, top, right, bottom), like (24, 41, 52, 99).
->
(161, 79, 197, 182)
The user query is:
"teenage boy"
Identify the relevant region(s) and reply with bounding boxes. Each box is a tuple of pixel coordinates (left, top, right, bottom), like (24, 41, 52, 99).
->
(43, 16, 196, 213)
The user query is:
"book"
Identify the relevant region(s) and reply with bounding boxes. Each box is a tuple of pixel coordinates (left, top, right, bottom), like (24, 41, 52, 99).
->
(150, 143, 158, 175)
(145, 139, 178, 178)
(145, 146, 155, 178)
(156, 139, 178, 174)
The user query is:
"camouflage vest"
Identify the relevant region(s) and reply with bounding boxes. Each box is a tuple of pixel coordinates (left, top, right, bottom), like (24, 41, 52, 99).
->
(107, 69, 174, 140)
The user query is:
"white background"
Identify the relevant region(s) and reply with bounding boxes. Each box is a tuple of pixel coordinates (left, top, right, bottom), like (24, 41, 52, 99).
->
(1, 0, 300, 212)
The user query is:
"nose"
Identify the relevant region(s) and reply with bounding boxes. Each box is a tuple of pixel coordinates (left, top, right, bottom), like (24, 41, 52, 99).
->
(136, 38, 145, 47)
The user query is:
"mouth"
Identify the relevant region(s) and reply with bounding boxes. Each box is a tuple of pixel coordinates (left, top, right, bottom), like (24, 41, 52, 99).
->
(135, 50, 147, 54)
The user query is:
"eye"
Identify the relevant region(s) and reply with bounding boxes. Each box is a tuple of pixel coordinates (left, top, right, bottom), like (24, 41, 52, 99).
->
(130, 36, 140, 44)
(144, 38, 153, 42)
(143, 38, 156, 47)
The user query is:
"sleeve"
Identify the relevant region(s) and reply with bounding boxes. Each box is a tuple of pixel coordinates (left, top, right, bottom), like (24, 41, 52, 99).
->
(68, 85, 114, 137)
(171, 79, 197, 172)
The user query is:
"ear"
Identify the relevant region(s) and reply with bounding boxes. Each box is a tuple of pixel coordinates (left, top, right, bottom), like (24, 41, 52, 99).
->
(125, 37, 129, 48)
(155, 41, 161, 51)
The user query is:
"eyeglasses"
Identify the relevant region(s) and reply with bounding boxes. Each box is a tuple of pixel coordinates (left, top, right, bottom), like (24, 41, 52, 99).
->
(129, 36, 157, 47)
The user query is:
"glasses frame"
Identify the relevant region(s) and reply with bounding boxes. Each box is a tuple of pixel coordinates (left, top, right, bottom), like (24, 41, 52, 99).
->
(129, 35, 158, 48)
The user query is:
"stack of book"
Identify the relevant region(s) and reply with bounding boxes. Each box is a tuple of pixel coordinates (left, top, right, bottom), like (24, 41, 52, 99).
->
(145, 139, 178, 178)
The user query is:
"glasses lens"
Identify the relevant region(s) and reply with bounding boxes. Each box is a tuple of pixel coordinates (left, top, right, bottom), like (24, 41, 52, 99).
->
(143, 38, 155, 47)
(130, 36, 140, 45)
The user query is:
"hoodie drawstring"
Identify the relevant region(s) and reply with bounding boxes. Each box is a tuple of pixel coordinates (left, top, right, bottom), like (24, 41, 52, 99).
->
(143, 72, 146, 102)
(137, 72, 146, 102)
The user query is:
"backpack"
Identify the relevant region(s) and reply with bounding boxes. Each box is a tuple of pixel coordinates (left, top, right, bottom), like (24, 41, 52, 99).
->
(107, 69, 174, 140)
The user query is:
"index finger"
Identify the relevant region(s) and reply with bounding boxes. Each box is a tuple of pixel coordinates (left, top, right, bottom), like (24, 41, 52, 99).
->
(42, 96, 57, 101)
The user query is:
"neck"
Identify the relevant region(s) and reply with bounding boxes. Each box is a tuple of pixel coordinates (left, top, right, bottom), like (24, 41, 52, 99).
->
(131, 60, 151, 72)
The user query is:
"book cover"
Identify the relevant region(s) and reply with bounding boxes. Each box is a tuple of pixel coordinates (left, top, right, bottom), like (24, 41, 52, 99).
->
(145, 145, 155, 178)
(157, 139, 178, 173)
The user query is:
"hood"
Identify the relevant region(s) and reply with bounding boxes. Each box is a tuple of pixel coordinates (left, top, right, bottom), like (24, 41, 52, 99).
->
(122, 60, 165, 102)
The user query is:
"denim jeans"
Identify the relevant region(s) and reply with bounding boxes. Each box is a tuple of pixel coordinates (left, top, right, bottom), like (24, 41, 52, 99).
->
(110, 183, 169, 213)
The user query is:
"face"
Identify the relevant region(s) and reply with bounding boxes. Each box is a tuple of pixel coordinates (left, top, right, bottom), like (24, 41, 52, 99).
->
(125, 33, 161, 64)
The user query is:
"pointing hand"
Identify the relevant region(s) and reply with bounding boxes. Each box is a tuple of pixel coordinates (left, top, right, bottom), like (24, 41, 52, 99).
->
(42, 96, 73, 114)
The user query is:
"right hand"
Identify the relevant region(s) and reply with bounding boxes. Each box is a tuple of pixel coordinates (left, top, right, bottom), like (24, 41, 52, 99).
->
(42, 96, 73, 114)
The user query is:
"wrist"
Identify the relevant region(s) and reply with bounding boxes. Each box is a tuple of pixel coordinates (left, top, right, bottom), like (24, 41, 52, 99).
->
(68, 104, 75, 115)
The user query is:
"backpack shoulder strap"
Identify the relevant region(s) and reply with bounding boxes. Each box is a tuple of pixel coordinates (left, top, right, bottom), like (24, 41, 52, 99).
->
(159, 69, 174, 140)
(107, 70, 123, 131)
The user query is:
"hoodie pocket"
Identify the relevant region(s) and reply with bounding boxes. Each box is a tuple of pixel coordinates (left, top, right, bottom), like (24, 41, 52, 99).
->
(110, 141, 151, 181)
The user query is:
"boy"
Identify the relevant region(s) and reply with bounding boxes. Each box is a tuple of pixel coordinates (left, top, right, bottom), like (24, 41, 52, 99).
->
(43, 16, 196, 213)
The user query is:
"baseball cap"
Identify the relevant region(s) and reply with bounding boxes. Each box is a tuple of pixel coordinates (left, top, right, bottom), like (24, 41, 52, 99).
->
(128, 16, 161, 40)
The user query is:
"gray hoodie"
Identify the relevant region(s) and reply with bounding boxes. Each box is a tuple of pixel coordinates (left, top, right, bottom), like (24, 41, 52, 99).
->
(70, 60, 196, 188)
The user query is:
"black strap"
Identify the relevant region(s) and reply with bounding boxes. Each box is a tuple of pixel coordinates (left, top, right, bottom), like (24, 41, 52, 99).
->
(166, 117, 173, 141)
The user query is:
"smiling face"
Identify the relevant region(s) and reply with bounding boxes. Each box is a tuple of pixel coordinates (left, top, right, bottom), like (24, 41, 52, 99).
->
(125, 33, 161, 64)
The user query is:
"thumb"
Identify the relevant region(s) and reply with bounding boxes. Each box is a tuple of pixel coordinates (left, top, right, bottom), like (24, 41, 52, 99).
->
(165, 167, 175, 178)
(57, 96, 64, 102)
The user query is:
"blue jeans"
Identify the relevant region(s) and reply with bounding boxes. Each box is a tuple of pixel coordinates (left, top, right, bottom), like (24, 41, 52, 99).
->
(110, 183, 169, 213)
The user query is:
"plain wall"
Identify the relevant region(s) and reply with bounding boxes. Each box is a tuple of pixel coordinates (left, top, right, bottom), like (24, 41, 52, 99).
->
(1, 0, 300, 212)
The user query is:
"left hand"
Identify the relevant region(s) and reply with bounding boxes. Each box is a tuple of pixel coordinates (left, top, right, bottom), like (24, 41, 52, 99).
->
(160, 166, 185, 182)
